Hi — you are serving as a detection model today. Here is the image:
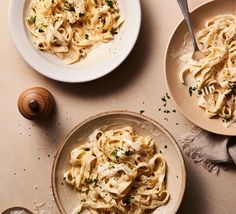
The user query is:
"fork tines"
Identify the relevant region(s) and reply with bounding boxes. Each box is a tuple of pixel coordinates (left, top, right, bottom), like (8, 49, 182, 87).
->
(201, 85, 215, 95)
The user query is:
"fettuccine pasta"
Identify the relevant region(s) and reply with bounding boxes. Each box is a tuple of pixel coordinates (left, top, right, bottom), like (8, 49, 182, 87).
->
(180, 14, 236, 126)
(26, 0, 124, 64)
(64, 126, 170, 214)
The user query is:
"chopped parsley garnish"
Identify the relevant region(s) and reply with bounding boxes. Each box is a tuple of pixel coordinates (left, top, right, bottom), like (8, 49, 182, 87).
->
(51, 0, 55, 4)
(161, 97, 166, 102)
(79, 12, 85, 17)
(105, 0, 113, 7)
(109, 164, 115, 169)
(85, 178, 94, 184)
(123, 195, 131, 206)
(140, 110, 145, 114)
(124, 149, 131, 156)
(85, 177, 98, 185)
(85, 34, 89, 40)
(111, 147, 130, 159)
(64, 1, 75, 11)
(41, 23, 47, 28)
(223, 117, 231, 123)
(229, 84, 236, 94)
(111, 148, 120, 159)
(38, 28, 44, 33)
(166, 93, 170, 99)
(110, 27, 118, 35)
(38, 23, 47, 33)
(197, 90, 202, 95)
(28, 15, 36, 24)
(188, 86, 197, 96)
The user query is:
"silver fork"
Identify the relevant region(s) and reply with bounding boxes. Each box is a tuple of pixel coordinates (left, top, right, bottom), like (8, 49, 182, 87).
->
(201, 85, 215, 95)
(177, 0, 204, 60)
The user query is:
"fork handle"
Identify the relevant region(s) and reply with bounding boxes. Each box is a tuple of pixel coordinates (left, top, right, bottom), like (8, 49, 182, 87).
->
(177, 0, 199, 52)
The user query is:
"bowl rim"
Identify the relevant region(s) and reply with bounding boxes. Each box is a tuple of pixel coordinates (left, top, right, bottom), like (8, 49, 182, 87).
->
(51, 110, 186, 214)
(8, 0, 142, 83)
(164, 0, 236, 136)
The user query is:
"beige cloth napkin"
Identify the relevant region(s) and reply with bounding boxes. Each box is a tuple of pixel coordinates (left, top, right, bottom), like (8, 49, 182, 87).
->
(179, 126, 236, 173)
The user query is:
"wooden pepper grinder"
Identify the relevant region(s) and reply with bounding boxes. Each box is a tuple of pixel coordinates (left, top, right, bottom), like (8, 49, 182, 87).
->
(18, 87, 54, 120)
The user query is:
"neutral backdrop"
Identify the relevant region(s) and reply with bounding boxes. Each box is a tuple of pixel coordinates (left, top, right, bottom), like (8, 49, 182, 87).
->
(0, 0, 235, 213)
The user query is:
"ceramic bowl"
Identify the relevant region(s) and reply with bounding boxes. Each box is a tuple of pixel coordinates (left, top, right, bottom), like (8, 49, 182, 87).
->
(165, 0, 236, 135)
(52, 111, 186, 214)
(8, 0, 141, 83)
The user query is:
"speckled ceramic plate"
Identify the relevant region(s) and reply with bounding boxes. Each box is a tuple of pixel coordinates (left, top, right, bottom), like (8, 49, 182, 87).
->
(165, 0, 236, 135)
(52, 111, 186, 214)
(8, 0, 141, 83)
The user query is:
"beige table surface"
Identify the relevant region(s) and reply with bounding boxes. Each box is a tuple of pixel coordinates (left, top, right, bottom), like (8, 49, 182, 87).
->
(1, 0, 236, 213)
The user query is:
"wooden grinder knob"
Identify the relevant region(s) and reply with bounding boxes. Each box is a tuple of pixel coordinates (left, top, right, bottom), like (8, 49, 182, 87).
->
(18, 87, 54, 120)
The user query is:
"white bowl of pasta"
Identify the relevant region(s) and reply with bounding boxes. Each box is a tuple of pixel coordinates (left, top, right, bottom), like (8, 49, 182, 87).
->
(8, 0, 141, 82)
(52, 111, 186, 214)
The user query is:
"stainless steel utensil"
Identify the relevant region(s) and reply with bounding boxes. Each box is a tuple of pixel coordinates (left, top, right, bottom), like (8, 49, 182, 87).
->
(201, 85, 215, 95)
(177, 0, 204, 60)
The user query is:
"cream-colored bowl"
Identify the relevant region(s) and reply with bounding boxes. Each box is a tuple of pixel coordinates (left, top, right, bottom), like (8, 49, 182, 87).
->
(165, 0, 236, 135)
(8, 0, 141, 83)
(52, 111, 186, 214)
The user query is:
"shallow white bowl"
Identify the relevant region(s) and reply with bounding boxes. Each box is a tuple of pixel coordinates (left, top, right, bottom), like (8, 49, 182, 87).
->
(52, 111, 186, 214)
(8, 0, 141, 83)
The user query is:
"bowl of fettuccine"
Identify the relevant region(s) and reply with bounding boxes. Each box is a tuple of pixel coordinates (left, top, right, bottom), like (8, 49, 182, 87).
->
(166, 0, 236, 135)
(9, 0, 141, 82)
(52, 111, 186, 214)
